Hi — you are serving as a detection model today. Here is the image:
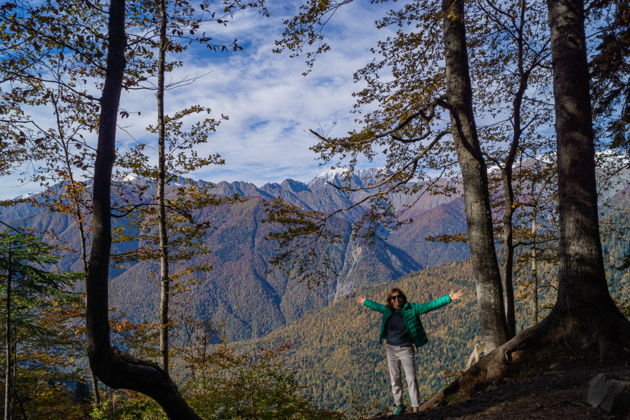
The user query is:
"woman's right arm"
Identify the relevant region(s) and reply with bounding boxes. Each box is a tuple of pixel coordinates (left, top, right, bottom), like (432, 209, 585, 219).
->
(356, 296, 387, 313)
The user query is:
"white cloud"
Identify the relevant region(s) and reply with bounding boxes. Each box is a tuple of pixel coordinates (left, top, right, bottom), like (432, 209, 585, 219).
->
(1, 1, 393, 199)
(118, 1, 394, 185)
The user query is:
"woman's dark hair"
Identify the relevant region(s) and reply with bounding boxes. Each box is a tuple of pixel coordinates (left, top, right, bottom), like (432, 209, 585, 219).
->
(386, 288, 407, 309)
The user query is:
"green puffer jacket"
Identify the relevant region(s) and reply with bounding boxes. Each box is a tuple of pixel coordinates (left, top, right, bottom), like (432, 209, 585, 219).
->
(363, 295, 451, 347)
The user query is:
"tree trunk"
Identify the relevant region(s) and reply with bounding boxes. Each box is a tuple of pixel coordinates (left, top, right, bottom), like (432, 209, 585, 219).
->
(500, 51, 528, 340)
(157, 0, 170, 375)
(4, 249, 12, 420)
(545, 0, 628, 352)
(13, 387, 26, 420)
(496, 0, 530, 341)
(442, 0, 509, 353)
(500, 172, 516, 338)
(86, 1, 200, 417)
(531, 218, 539, 324)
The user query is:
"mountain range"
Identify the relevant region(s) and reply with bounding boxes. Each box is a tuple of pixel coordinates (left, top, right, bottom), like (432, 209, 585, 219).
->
(1, 169, 469, 341)
(0, 166, 627, 343)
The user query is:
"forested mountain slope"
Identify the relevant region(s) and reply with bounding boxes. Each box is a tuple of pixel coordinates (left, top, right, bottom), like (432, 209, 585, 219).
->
(232, 256, 629, 413)
(234, 261, 478, 413)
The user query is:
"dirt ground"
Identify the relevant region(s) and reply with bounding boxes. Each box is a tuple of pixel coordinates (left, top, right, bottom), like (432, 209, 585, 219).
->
(370, 363, 630, 420)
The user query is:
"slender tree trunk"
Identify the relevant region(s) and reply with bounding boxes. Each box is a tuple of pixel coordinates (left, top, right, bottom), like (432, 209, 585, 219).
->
(12, 387, 26, 420)
(442, 0, 509, 353)
(531, 217, 539, 324)
(157, 0, 171, 375)
(500, 172, 516, 338)
(4, 249, 12, 420)
(499, 0, 533, 339)
(546, 0, 625, 336)
(10, 337, 16, 419)
(500, 71, 526, 340)
(86, 1, 200, 417)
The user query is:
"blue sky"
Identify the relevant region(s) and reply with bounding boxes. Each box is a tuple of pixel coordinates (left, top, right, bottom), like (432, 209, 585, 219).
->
(2, 1, 395, 199)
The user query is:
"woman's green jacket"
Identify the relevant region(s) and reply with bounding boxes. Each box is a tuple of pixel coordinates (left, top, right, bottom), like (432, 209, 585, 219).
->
(363, 295, 451, 347)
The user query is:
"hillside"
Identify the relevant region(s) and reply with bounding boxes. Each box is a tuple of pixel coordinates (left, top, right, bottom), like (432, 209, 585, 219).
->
(105, 193, 468, 341)
(234, 261, 479, 414)
(0, 170, 626, 346)
(0, 173, 627, 416)
(231, 259, 629, 415)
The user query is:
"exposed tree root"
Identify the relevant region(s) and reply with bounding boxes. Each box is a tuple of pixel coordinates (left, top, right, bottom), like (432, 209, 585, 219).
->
(420, 311, 630, 410)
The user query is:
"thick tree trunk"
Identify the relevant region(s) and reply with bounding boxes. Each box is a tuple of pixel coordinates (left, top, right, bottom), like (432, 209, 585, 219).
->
(545, 0, 628, 355)
(442, 0, 509, 353)
(547, 0, 616, 317)
(86, 1, 200, 418)
(157, 0, 170, 375)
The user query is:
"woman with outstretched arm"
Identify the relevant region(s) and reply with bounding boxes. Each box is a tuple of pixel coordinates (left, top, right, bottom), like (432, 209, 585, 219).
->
(356, 288, 463, 416)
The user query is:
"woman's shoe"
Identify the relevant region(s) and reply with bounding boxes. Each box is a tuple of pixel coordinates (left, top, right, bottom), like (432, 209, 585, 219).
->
(392, 404, 406, 416)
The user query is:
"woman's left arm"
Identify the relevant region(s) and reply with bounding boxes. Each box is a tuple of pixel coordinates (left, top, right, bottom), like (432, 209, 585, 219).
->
(449, 289, 463, 301)
(413, 289, 463, 314)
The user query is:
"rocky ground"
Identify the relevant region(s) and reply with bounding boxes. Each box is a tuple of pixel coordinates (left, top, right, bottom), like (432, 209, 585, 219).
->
(370, 363, 630, 420)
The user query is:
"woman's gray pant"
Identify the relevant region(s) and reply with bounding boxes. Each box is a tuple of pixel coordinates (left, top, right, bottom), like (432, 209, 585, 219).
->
(385, 343, 420, 407)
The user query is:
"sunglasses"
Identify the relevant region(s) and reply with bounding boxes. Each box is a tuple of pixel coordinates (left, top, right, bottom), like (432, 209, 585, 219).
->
(390, 295, 403, 301)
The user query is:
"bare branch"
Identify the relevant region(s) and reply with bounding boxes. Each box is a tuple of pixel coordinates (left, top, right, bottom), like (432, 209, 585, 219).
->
(328, 129, 449, 193)
(309, 96, 445, 148)
(513, 237, 557, 248)
(111, 202, 153, 218)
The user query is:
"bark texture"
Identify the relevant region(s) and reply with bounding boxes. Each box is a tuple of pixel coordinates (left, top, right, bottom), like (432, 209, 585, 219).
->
(442, 0, 509, 353)
(157, 0, 171, 375)
(86, 1, 200, 417)
(548, 0, 612, 318)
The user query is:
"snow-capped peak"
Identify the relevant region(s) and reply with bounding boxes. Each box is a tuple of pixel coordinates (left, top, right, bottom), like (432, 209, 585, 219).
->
(16, 192, 35, 200)
(315, 167, 351, 182)
(122, 173, 138, 182)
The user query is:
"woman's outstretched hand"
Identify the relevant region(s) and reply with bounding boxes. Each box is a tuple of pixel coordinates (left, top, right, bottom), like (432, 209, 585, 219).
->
(356, 296, 366, 305)
(449, 290, 463, 301)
